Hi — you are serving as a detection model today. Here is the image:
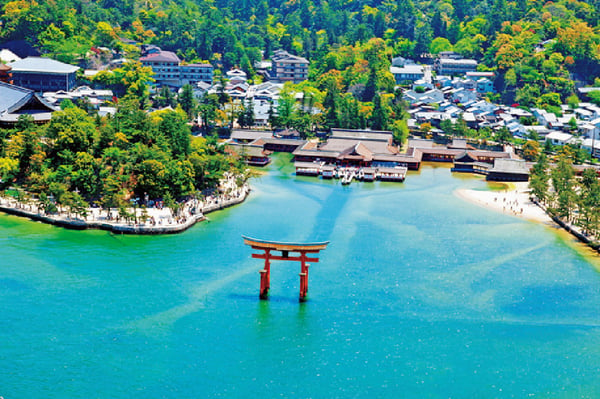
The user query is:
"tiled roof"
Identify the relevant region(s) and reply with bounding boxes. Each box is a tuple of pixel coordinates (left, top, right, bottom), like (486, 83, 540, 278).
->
(8, 57, 79, 74)
(0, 81, 32, 113)
(489, 159, 529, 175)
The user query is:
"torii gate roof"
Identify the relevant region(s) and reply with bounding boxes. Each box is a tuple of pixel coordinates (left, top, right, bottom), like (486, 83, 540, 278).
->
(242, 236, 329, 251)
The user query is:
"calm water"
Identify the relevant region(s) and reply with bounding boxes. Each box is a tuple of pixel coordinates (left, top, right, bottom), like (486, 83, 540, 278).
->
(2, 154, 600, 398)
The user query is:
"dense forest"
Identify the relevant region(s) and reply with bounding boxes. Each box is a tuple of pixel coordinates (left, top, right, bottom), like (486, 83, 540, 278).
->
(1, 0, 600, 210)
(1, 0, 599, 92)
(1, 0, 599, 139)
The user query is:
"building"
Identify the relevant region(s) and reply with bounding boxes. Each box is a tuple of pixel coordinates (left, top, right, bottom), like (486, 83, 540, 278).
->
(42, 86, 113, 108)
(435, 58, 478, 76)
(270, 50, 309, 83)
(140, 50, 180, 87)
(178, 63, 214, 86)
(140, 49, 213, 88)
(391, 64, 425, 84)
(486, 158, 530, 181)
(226, 143, 272, 166)
(8, 57, 80, 92)
(0, 81, 57, 126)
(545, 131, 574, 146)
(476, 78, 494, 94)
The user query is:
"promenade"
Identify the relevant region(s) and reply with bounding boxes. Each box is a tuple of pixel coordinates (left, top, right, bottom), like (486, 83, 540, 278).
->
(0, 174, 250, 234)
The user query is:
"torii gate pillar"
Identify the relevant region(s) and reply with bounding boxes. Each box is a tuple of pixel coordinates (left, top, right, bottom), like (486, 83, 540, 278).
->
(243, 236, 329, 302)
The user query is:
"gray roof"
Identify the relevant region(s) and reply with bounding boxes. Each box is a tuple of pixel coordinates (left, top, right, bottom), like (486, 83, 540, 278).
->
(489, 159, 529, 175)
(330, 128, 393, 141)
(8, 57, 79, 74)
(0, 82, 32, 113)
(230, 130, 273, 141)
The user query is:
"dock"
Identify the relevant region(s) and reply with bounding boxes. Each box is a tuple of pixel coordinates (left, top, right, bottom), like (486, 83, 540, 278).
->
(295, 162, 407, 184)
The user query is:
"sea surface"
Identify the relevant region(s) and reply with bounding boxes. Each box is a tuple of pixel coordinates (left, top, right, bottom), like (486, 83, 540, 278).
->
(1, 154, 600, 398)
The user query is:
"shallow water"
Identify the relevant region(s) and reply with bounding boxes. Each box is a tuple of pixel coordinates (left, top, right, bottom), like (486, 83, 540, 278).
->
(1, 156, 600, 398)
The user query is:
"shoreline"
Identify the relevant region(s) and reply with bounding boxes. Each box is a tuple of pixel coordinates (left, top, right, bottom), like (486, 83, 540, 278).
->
(0, 177, 250, 235)
(455, 182, 600, 255)
(454, 182, 553, 224)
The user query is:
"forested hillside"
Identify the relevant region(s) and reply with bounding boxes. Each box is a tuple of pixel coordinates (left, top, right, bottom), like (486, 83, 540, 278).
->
(1, 0, 599, 92)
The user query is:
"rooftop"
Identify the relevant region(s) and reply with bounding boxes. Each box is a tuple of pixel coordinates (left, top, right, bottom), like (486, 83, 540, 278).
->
(140, 51, 180, 64)
(8, 57, 79, 74)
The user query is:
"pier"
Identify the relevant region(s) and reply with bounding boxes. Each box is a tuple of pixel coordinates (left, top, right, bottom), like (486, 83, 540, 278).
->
(295, 162, 407, 184)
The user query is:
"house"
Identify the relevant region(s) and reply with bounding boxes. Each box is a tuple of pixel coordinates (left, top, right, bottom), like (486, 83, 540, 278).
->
(391, 64, 425, 84)
(581, 138, 600, 159)
(451, 88, 477, 104)
(246, 81, 283, 102)
(252, 100, 272, 127)
(403, 88, 444, 105)
(545, 131, 574, 146)
(43, 86, 113, 107)
(0, 81, 57, 126)
(391, 56, 416, 67)
(192, 81, 211, 99)
(476, 78, 494, 94)
(8, 57, 80, 92)
(584, 117, 600, 140)
(532, 108, 558, 127)
(226, 68, 247, 85)
(270, 50, 309, 83)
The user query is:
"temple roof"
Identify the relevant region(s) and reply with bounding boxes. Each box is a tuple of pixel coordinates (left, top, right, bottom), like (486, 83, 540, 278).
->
(8, 57, 79, 74)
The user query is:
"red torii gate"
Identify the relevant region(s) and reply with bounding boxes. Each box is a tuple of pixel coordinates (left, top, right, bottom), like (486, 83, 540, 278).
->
(243, 236, 329, 302)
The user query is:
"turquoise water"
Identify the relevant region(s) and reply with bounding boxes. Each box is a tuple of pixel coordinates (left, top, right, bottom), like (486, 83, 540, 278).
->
(2, 155, 600, 398)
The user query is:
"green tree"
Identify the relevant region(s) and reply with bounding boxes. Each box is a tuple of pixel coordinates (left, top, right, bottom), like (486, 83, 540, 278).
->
(370, 93, 389, 130)
(529, 153, 550, 205)
(178, 84, 197, 120)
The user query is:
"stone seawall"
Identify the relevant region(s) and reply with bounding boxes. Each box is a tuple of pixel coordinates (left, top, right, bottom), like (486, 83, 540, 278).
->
(0, 185, 250, 235)
(552, 216, 600, 254)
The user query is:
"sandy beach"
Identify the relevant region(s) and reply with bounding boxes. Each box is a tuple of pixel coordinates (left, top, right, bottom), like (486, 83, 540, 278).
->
(455, 182, 553, 224)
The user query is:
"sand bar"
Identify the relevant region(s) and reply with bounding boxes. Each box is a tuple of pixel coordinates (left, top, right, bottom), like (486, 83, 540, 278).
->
(455, 182, 553, 224)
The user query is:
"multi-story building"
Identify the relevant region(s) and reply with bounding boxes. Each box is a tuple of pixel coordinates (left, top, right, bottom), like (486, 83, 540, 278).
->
(8, 57, 79, 92)
(390, 64, 425, 84)
(435, 58, 478, 76)
(179, 63, 213, 86)
(140, 49, 213, 88)
(270, 50, 309, 84)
